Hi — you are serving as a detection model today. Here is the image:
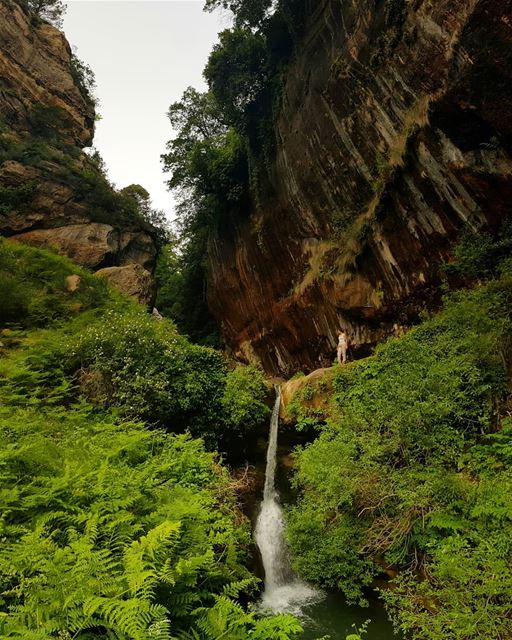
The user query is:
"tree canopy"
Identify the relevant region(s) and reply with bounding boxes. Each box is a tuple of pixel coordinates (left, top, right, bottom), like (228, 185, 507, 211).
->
(26, 0, 66, 27)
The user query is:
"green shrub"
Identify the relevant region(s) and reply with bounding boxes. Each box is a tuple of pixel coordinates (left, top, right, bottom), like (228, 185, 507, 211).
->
(27, 104, 72, 139)
(288, 276, 512, 637)
(0, 402, 303, 638)
(446, 221, 512, 281)
(0, 243, 301, 639)
(0, 182, 36, 215)
(66, 310, 228, 444)
(223, 363, 271, 433)
(0, 242, 270, 450)
(0, 239, 109, 327)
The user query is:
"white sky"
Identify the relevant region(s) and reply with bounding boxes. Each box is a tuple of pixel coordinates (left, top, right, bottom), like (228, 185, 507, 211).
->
(63, 1, 229, 218)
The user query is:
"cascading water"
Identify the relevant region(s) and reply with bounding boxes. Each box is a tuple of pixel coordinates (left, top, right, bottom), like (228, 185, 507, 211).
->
(254, 385, 319, 613)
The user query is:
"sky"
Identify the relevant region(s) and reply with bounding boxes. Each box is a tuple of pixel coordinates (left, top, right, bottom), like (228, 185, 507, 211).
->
(63, 1, 229, 219)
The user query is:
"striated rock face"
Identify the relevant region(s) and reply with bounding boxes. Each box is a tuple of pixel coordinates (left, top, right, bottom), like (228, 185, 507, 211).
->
(208, 0, 512, 375)
(0, 0, 94, 146)
(0, 0, 158, 282)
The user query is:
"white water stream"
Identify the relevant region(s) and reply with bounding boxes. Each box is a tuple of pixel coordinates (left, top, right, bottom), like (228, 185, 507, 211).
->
(254, 386, 319, 613)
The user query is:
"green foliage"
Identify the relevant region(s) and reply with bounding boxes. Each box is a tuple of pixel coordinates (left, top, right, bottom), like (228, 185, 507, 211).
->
(68, 309, 229, 446)
(0, 239, 109, 327)
(204, 28, 269, 130)
(286, 377, 330, 432)
(162, 87, 249, 218)
(0, 181, 36, 215)
(446, 221, 512, 281)
(0, 242, 300, 638)
(345, 620, 369, 640)
(0, 132, 164, 247)
(0, 242, 269, 450)
(27, 104, 72, 139)
(26, 0, 66, 28)
(223, 364, 271, 434)
(204, 0, 272, 28)
(70, 54, 97, 106)
(0, 403, 254, 638)
(159, 0, 308, 334)
(288, 276, 512, 638)
(154, 241, 185, 326)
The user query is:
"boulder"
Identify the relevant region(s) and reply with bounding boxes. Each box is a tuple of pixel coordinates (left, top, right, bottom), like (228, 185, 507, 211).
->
(96, 264, 154, 306)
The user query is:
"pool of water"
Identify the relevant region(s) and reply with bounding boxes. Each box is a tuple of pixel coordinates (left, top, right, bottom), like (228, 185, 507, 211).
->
(299, 591, 396, 639)
(247, 431, 397, 640)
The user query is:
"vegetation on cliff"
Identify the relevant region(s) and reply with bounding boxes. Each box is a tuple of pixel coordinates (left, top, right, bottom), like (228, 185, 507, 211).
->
(286, 241, 512, 639)
(0, 239, 301, 639)
(159, 0, 306, 342)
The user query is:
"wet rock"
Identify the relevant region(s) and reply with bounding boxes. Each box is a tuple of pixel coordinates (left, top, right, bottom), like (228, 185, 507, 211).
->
(280, 368, 333, 423)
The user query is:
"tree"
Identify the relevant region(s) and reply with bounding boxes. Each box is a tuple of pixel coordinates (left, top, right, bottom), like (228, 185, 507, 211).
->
(70, 53, 97, 105)
(204, 0, 273, 29)
(120, 184, 171, 245)
(163, 87, 229, 193)
(26, 0, 66, 28)
(204, 28, 269, 130)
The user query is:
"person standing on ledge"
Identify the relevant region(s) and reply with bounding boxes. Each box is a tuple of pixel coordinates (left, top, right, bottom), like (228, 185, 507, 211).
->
(337, 329, 349, 365)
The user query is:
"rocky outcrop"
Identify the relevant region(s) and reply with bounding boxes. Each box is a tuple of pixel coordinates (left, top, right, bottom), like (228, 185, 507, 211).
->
(280, 367, 333, 423)
(96, 264, 155, 306)
(207, 0, 512, 375)
(0, 0, 94, 145)
(0, 0, 158, 284)
(12, 223, 156, 270)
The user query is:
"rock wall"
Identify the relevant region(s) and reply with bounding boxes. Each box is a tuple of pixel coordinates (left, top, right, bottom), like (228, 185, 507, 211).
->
(0, 0, 157, 284)
(0, 0, 93, 145)
(207, 0, 512, 375)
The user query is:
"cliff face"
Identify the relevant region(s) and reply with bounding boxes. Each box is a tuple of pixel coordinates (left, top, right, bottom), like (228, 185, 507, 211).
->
(0, 0, 93, 145)
(0, 0, 157, 282)
(207, 0, 512, 375)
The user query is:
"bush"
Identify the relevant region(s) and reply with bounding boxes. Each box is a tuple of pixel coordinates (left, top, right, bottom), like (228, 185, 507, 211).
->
(446, 220, 512, 281)
(67, 310, 228, 445)
(0, 242, 270, 450)
(0, 242, 302, 639)
(0, 239, 109, 327)
(0, 182, 36, 215)
(70, 53, 97, 106)
(288, 275, 512, 637)
(0, 401, 302, 638)
(223, 363, 271, 433)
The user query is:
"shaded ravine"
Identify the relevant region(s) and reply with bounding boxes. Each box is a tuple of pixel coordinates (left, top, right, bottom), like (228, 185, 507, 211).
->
(254, 386, 396, 639)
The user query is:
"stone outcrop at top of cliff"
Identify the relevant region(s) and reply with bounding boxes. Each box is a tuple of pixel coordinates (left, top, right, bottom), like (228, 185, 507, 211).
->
(0, 0, 93, 146)
(0, 0, 157, 291)
(207, 0, 512, 375)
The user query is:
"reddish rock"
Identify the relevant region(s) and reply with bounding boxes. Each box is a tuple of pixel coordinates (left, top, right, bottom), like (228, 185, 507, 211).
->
(0, 0, 94, 145)
(207, 0, 512, 375)
(0, 0, 158, 279)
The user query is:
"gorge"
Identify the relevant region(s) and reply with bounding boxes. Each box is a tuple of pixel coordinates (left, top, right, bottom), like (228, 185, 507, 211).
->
(1, 0, 512, 639)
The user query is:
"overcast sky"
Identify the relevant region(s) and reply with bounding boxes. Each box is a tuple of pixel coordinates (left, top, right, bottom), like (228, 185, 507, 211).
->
(64, 1, 228, 218)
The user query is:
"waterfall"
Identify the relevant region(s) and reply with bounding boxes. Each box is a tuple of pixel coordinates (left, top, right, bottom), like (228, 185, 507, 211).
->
(254, 385, 319, 613)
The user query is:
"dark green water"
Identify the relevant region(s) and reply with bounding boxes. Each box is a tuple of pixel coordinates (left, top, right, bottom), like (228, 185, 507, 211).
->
(299, 591, 395, 639)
